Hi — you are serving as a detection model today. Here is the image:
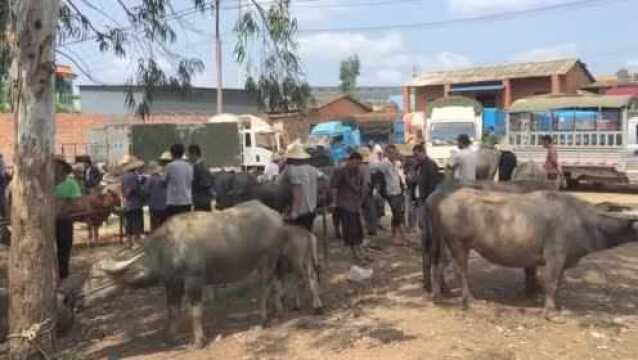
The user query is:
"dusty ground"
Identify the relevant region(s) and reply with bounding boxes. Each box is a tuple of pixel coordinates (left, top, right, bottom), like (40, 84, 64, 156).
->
(2, 192, 638, 360)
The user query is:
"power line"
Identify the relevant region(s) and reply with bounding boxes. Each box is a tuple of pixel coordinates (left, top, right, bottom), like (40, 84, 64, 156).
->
(299, 0, 632, 33)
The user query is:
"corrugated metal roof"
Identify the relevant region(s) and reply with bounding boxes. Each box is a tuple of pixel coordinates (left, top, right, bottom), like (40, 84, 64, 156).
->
(406, 58, 589, 87)
(510, 94, 638, 112)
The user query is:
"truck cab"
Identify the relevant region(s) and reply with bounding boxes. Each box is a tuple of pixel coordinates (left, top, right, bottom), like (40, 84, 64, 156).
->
(425, 96, 483, 168)
(308, 121, 361, 164)
(209, 114, 282, 170)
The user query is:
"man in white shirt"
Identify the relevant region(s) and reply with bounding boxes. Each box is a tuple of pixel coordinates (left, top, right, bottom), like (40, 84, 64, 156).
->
(448, 134, 478, 182)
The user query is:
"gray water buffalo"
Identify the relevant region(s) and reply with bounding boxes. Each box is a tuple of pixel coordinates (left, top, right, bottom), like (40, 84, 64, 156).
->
(73, 201, 323, 348)
(421, 179, 557, 291)
(476, 147, 501, 180)
(212, 171, 291, 213)
(428, 189, 638, 318)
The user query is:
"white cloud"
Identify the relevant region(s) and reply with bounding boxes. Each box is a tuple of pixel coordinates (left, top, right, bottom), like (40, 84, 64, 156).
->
(510, 44, 578, 62)
(299, 32, 471, 85)
(419, 52, 472, 71)
(449, 0, 573, 16)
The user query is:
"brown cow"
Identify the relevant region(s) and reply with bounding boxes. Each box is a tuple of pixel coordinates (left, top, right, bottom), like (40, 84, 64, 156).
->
(59, 188, 121, 246)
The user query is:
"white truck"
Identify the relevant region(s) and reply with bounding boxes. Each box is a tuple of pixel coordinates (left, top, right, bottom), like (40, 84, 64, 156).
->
(208, 113, 282, 170)
(424, 96, 483, 168)
(506, 94, 638, 185)
(88, 114, 282, 171)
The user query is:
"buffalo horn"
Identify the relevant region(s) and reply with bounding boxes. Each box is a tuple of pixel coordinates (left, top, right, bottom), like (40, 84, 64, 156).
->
(101, 253, 144, 274)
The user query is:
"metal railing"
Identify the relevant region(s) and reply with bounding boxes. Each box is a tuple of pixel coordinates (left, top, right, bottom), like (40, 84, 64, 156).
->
(509, 131, 624, 148)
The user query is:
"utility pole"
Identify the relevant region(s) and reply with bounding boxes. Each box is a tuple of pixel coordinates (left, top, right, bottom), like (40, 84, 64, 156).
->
(215, 0, 223, 114)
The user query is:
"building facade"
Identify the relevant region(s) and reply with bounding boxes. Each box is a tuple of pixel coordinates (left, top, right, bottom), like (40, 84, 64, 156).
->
(403, 58, 594, 113)
(79, 85, 259, 117)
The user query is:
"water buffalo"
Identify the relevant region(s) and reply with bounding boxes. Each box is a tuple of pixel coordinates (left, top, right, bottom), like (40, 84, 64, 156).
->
(476, 147, 501, 180)
(72, 201, 323, 348)
(428, 188, 638, 318)
(421, 179, 555, 292)
(211, 168, 339, 236)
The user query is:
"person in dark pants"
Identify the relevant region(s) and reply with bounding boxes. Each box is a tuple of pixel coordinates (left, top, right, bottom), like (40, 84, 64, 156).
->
(120, 155, 145, 246)
(144, 161, 168, 231)
(331, 152, 366, 261)
(188, 144, 213, 212)
(278, 143, 325, 232)
(165, 143, 194, 217)
(54, 157, 82, 280)
(358, 147, 378, 236)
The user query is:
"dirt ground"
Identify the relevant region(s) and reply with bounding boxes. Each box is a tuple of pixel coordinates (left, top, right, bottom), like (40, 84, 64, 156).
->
(3, 192, 638, 360)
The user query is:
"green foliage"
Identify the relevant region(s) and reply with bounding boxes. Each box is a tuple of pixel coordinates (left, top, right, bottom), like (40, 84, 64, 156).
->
(0, 0, 8, 84)
(5, 0, 208, 117)
(234, 0, 313, 114)
(339, 54, 360, 94)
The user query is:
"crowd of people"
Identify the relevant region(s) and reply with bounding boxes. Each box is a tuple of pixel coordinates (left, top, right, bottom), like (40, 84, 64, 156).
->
(265, 132, 561, 263)
(47, 132, 562, 278)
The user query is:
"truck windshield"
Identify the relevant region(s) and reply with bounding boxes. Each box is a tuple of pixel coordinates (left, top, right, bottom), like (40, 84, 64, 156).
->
(429, 122, 476, 145)
(255, 132, 277, 151)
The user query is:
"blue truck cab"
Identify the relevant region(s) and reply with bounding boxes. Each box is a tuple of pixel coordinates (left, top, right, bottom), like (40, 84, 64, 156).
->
(309, 121, 361, 164)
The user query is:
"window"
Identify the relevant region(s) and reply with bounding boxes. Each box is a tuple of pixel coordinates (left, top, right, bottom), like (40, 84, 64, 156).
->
(429, 122, 476, 145)
(573, 110, 597, 131)
(255, 132, 277, 151)
(244, 133, 252, 147)
(532, 112, 552, 131)
(553, 111, 574, 131)
(599, 109, 621, 131)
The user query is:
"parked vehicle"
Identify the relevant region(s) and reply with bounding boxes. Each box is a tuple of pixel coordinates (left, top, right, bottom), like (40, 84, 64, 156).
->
(308, 121, 361, 164)
(421, 96, 507, 168)
(89, 114, 282, 171)
(209, 114, 283, 170)
(506, 94, 638, 185)
(424, 96, 483, 168)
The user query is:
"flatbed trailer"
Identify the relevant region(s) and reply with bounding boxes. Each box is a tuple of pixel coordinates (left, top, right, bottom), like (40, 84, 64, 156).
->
(507, 94, 638, 185)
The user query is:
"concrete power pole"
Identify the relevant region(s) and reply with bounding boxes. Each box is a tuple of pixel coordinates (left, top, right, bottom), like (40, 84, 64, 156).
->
(215, 0, 223, 114)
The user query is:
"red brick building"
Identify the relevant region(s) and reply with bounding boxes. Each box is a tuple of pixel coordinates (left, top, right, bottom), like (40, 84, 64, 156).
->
(307, 94, 373, 123)
(581, 76, 638, 96)
(403, 58, 594, 112)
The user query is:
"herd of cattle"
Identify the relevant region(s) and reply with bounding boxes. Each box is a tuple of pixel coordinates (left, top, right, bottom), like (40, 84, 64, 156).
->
(1, 148, 637, 350)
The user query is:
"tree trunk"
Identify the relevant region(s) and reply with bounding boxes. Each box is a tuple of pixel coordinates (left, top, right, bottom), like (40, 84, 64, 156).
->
(8, 0, 59, 359)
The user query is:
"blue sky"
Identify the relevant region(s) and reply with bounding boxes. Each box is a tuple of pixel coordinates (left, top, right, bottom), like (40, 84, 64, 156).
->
(65, 0, 638, 88)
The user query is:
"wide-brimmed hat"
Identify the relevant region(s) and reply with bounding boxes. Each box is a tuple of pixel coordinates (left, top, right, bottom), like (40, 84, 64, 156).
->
(117, 154, 145, 172)
(357, 147, 372, 162)
(159, 151, 172, 162)
(285, 143, 310, 160)
(145, 161, 162, 175)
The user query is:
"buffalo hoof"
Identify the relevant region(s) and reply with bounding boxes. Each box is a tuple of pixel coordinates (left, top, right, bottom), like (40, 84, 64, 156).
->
(313, 307, 325, 316)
